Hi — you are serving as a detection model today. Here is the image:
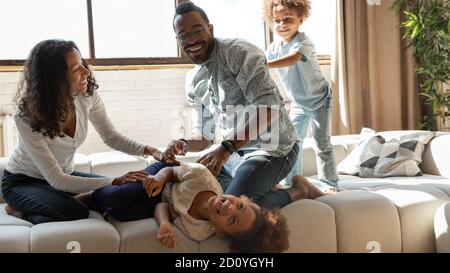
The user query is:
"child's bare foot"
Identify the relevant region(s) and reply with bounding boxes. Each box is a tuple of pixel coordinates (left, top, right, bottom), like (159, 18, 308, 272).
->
(287, 176, 329, 201)
(4, 203, 23, 219)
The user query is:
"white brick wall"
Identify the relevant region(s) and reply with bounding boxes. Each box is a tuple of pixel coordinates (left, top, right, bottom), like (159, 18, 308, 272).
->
(0, 72, 18, 116)
(0, 66, 331, 156)
(79, 68, 192, 154)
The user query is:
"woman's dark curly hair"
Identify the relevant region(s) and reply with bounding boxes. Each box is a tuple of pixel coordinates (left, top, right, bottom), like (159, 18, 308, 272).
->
(263, 0, 311, 24)
(224, 203, 290, 253)
(15, 39, 98, 139)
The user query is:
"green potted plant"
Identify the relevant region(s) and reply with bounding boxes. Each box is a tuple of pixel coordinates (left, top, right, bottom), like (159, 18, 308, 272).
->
(392, 0, 450, 131)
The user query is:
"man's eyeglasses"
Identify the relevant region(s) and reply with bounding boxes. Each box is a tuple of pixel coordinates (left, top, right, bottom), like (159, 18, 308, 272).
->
(177, 26, 206, 42)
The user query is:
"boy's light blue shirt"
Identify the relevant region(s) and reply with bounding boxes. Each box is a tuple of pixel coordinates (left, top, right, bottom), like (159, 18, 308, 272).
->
(266, 32, 330, 111)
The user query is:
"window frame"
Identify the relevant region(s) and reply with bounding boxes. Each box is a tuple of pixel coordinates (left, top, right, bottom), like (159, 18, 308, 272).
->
(0, 0, 330, 67)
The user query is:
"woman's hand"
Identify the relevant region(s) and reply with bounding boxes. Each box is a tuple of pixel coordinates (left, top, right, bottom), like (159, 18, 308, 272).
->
(151, 149, 164, 162)
(144, 146, 166, 162)
(112, 170, 149, 186)
(143, 175, 165, 197)
(197, 145, 231, 176)
(157, 222, 178, 249)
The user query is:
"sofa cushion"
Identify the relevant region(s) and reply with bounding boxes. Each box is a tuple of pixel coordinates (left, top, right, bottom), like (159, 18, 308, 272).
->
(198, 235, 229, 253)
(108, 216, 199, 253)
(0, 226, 30, 253)
(373, 185, 450, 253)
(434, 202, 450, 253)
(88, 151, 148, 177)
(29, 211, 120, 253)
(0, 204, 33, 227)
(317, 190, 402, 253)
(282, 199, 337, 253)
(302, 139, 348, 177)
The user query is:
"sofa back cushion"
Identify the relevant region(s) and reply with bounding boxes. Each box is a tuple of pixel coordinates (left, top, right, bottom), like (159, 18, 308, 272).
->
(421, 133, 450, 178)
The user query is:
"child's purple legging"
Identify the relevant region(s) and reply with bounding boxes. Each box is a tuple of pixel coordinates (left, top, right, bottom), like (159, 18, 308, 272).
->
(91, 162, 168, 221)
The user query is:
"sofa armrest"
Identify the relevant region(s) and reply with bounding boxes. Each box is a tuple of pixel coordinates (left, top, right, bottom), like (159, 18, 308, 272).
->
(421, 134, 450, 178)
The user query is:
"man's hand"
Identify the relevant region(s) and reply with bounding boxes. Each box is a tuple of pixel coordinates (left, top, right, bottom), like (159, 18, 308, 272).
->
(143, 175, 165, 197)
(112, 170, 149, 186)
(197, 145, 231, 176)
(161, 140, 188, 165)
(157, 222, 178, 249)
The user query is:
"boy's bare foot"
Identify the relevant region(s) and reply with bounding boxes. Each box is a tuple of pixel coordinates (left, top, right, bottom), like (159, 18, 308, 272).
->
(4, 204, 23, 219)
(287, 176, 329, 201)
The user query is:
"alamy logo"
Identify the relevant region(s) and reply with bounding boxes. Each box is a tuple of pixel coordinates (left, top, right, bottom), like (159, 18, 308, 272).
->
(181, 104, 281, 151)
(66, 241, 81, 253)
(367, 0, 382, 5)
(367, 241, 381, 253)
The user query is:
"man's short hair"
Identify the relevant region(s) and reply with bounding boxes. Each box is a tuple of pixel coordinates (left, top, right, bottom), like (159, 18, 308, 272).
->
(173, 1, 210, 29)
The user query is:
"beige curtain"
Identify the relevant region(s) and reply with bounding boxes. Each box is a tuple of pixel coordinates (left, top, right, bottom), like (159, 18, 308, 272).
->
(331, 0, 420, 135)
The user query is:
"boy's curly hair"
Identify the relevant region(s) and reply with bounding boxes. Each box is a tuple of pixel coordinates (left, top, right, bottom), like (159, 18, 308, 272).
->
(224, 205, 290, 253)
(263, 0, 311, 24)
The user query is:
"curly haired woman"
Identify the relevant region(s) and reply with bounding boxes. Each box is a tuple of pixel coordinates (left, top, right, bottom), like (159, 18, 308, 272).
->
(1, 39, 165, 224)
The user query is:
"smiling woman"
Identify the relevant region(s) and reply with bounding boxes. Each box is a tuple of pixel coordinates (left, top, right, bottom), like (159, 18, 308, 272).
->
(1, 39, 165, 225)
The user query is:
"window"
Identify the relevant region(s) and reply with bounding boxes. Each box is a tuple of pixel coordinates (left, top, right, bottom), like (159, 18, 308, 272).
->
(193, 0, 266, 50)
(0, 0, 89, 60)
(0, 0, 180, 65)
(0, 0, 333, 65)
(91, 0, 177, 58)
(302, 0, 335, 57)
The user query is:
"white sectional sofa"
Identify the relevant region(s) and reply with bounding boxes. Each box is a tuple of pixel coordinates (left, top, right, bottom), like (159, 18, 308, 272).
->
(1, 130, 450, 253)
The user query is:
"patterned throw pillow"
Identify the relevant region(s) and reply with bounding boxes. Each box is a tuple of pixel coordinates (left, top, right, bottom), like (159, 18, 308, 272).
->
(358, 132, 435, 178)
(336, 128, 377, 175)
(337, 131, 435, 177)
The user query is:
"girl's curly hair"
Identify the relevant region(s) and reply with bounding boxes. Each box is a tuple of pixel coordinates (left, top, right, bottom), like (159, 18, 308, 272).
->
(224, 204, 290, 253)
(263, 0, 311, 24)
(15, 39, 98, 139)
